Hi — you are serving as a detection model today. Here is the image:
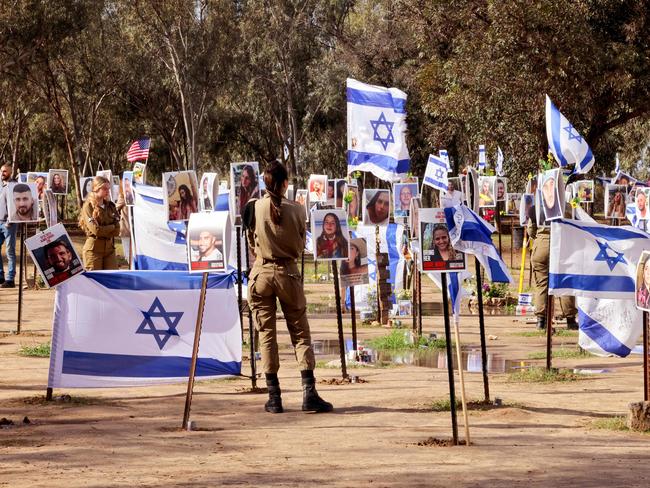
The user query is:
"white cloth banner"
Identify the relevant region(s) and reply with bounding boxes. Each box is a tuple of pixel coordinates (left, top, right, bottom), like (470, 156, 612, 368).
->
(48, 271, 242, 388)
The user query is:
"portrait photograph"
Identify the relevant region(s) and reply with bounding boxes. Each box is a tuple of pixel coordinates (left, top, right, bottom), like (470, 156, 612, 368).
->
(230, 162, 260, 221)
(187, 211, 230, 272)
(122, 171, 135, 206)
(535, 189, 549, 228)
(0, 186, 7, 222)
(478, 176, 496, 208)
(42, 189, 58, 228)
(519, 194, 534, 226)
(7, 182, 39, 223)
(465, 167, 480, 212)
(613, 171, 634, 187)
(308, 174, 327, 204)
(295, 189, 309, 222)
(398, 300, 412, 317)
(362, 189, 390, 226)
(26, 172, 48, 200)
(393, 182, 418, 219)
(132, 162, 146, 184)
(48, 169, 69, 195)
(163, 170, 199, 222)
(112, 176, 121, 203)
(540, 169, 563, 221)
(605, 184, 627, 219)
(419, 208, 466, 273)
(441, 177, 463, 209)
(80, 177, 94, 201)
(199, 172, 218, 212)
(576, 180, 594, 203)
(496, 177, 508, 202)
(344, 183, 360, 220)
(25, 223, 83, 288)
(334, 179, 346, 209)
(635, 187, 650, 221)
(504, 193, 522, 216)
(339, 237, 369, 288)
(326, 179, 336, 207)
(311, 209, 350, 261)
(636, 251, 650, 312)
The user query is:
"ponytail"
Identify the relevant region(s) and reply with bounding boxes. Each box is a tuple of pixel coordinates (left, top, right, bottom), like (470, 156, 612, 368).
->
(263, 161, 288, 225)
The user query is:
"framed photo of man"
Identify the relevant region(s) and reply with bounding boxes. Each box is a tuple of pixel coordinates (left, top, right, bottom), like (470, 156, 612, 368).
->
(308, 174, 327, 204)
(122, 171, 135, 206)
(576, 180, 594, 203)
(311, 209, 350, 261)
(519, 193, 534, 226)
(605, 184, 627, 219)
(48, 169, 69, 195)
(505, 193, 522, 216)
(496, 178, 507, 202)
(539, 169, 563, 221)
(362, 189, 390, 226)
(393, 182, 418, 220)
(7, 182, 39, 223)
(636, 251, 650, 312)
(339, 237, 369, 288)
(419, 208, 466, 272)
(441, 177, 463, 209)
(163, 170, 199, 222)
(230, 162, 260, 223)
(25, 223, 84, 288)
(478, 176, 496, 208)
(635, 187, 650, 221)
(26, 172, 48, 200)
(187, 211, 230, 272)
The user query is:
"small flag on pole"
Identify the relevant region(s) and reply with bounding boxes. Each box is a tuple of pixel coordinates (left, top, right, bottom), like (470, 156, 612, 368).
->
(496, 146, 504, 176)
(127, 138, 151, 162)
(545, 95, 594, 174)
(423, 154, 449, 192)
(478, 145, 486, 172)
(439, 149, 452, 173)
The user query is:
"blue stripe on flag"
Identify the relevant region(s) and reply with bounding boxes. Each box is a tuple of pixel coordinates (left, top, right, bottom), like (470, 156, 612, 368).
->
(561, 219, 646, 241)
(578, 308, 631, 357)
(550, 101, 568, 167)
(423, 176, 447, 191)
(139, 193, 164, 205)
(347, 150, 410, 174)
(549, 273, 635, 292)
(386, 223, 399, 287)
(62, 351, 241, 377)
(85, 271, 235, 290)
(346, 87, 406, 113)
(576, 146, 594, 174)
(134, 254, 188, 271)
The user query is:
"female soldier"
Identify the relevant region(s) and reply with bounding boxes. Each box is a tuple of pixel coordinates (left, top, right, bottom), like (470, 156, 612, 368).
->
(78, 176, 120, 270)
(245, 161, 332, 414)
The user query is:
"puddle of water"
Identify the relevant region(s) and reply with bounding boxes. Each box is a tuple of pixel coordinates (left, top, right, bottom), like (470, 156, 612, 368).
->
(312, 339, 530, 373)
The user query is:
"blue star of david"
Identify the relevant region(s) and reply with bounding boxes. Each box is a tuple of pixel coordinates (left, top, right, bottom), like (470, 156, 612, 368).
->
(370, 112, 395, 151)
(136, 297, 183, 350)
(563, 123, 583, 143)
(435, 167, 445, 179)
(594, 240, 626, 272)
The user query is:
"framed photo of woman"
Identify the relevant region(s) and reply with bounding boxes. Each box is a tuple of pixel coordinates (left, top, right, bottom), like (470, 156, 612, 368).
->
(230, 162, 260, 223)
(311, 209, 350, 261)
(162, 170, 199, 222)
(635, 251, 650, 312)
(339, 237, 369, 287)
(605, 184, 627, 219)
(362, 189, 390, 226)
(48, 169, 69, 195)
(419, 208, 466, 272)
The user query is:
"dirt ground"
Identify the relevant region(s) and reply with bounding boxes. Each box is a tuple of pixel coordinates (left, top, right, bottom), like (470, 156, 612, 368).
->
(2, 272, 650, 488)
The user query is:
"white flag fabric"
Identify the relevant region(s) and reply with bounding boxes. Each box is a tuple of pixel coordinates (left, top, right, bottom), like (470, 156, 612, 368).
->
(545, 94, 594, 174)
(423, 154, 449, 192)
(496, 146, 504, 176)
(478, 145, 487, 171)
(549, 218, 650, 299)
(347, 78, 410, 182)
(48, 271, 241, 388)
(439, 149, 452, 173)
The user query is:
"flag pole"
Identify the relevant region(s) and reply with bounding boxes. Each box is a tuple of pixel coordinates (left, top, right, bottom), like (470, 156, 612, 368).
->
(350, 286, 358, 360)
(182, 272, 209, 430)
(375, 224, 382, 322)
(452, 316, 470, 445)
(644, 311, 649, 402)
(474, 257, 490, 402)
(332, 264, 348, 379)
(441, 272, 459, 445)
(16, 223, 26, 334)
(412, 253, 418, 336)
(243, 235, 257, 390)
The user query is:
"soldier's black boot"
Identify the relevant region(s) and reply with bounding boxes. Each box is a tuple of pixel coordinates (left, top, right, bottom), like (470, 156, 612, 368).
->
(566, 316, 579, 330)
(536, 317, 546, 330)
(264, 374, 283, 414)
(301, 371, 333, 413)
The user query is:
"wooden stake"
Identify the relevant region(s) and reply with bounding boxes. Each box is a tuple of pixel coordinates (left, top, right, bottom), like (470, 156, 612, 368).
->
(350, 286, 358, 359)
(182, 272, 209, 430)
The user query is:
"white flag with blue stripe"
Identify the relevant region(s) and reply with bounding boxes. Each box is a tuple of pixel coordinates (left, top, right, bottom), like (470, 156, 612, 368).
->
(48, 271, 242, 388)
(478, 145, 487, 171)
(423, 154, 449, 192)
(347, 78, 410, 182)
(549, 219, 650, 299)
(439, 149, 452, 173)
(444, 205, 513, 284)
(496, 146, 504, 176)
(545, 95, 594, 174)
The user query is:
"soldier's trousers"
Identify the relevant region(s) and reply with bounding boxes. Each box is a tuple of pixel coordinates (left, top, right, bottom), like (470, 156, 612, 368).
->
(531, 232, 577, 319)
(248, 261, 315, 374)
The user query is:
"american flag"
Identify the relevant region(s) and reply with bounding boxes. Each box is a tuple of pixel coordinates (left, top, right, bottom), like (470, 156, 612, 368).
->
(126, 138, 151, 162)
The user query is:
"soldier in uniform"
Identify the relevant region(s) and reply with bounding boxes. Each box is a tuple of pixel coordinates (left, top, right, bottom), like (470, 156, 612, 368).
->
(245, 161, 332, 414)
(78, 176, 121, 270)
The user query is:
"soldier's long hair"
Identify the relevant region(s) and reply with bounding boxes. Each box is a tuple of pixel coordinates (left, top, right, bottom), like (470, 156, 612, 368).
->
(263, 161, 288, 225)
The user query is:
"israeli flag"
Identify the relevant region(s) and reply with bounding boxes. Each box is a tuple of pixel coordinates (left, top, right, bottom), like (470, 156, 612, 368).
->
(347, 78, 410, 182)
(48, 271, 242, 388)
(478, 145, 487, 171)
(549, 219, 650, 299)
(133, 184, 188, 270)
(439, 149, 452, 173)
(545, 95, 594, 174)
(496, 146, 504, 176)
(444, 205, 513, 284)
(423, 154, 449, 192)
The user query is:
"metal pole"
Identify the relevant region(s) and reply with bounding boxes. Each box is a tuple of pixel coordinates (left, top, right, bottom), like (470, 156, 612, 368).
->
(301, 250, 305, 284)
(644, 311, 649, 402)
(332, 264, 348, 379)
(236, 227, 243, 340)
(495, 203, 502, 255)
(441, 273, 459, 445)
(182, 272, 209, 430)
(375, 225, 381, 322)
(412, 254, 418, 335)
(244, 236, 256, 389)
(545, 293, 554, 371)
(417, 265, 423, 337)
(474, 257, 490, 402)
(350, 286, 358, 359)
(16, 223, 26, 334)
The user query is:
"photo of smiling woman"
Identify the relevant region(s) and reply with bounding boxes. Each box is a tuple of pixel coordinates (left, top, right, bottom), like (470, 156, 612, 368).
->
(312, 209, 349, 260)
(419, 208, 465, 272)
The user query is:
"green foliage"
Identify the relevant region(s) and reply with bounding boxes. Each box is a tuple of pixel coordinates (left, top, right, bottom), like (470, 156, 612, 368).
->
(368, 329, 449, 351)
(19, 342, 51, 358)
(429, 398, 522, 412)
(589, 416, 629, 432)
(508, 367, 584, 383)
(482, 282, 509, 299)
(527, 346, 591, 360)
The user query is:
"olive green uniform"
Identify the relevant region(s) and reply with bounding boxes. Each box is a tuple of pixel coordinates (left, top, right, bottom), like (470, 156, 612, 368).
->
(80, 199, 121, 270)
(246, 195, 314, 374)
(528, 224, 577, 320)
